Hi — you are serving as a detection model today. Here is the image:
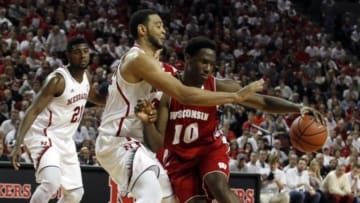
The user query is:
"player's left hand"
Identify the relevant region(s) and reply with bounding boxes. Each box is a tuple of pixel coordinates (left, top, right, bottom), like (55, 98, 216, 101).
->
(135, 99, 157, 123)
(300, 106, 326, 125)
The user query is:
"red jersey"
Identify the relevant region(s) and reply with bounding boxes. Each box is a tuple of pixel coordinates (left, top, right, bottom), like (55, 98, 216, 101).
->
(164, 76, 223, 160)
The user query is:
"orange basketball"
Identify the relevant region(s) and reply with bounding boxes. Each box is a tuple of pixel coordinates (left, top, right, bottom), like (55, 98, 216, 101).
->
(289, 114, 328, 153)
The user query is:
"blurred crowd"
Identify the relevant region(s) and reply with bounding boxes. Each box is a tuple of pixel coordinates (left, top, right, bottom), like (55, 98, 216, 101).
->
(0, 0, 359, 202)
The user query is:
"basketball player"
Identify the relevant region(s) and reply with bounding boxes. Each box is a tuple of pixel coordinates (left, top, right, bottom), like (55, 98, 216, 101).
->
(135, 36, 325, 203)
(95, 9, 264, 203)
(10, 37, 105, 203)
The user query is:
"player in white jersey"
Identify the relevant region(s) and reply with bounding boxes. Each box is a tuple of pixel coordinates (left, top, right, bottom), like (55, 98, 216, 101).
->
(95, 9, 264, 203)
(11, 37, 105, 203)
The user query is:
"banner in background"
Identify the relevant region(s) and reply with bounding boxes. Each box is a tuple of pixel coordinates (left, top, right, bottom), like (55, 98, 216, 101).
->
(0, 162, 260, 203)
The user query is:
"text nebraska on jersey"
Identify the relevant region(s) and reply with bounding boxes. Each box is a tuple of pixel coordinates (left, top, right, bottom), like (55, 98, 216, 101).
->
(169, 109, 209, 121)
(67, 93, 88, 105)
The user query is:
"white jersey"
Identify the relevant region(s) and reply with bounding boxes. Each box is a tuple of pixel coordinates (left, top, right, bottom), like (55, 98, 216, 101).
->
(96, 46, 175, 197)
(26, 66, 90, 142)
(98, 46, 154, 141)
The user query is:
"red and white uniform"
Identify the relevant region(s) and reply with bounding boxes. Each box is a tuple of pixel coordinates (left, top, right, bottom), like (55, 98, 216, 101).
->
(160, 76, 230, 203)
(95, 46, 174, 198)
(24, 66, 89, 190)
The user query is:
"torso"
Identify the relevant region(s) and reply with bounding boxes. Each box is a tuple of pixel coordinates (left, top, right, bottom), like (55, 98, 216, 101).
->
(164, 76, 224, 160)
(26, 66, 89, 140)
(98, 46, 155, 141)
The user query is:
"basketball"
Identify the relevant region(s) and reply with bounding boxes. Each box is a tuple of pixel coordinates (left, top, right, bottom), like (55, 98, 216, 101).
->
(289, 115, 328, 153)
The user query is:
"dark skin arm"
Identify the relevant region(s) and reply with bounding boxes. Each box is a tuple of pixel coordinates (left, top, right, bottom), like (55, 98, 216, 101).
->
(216, 79, 325, 124)
(11, 74, 65, 170)
(137, 79, 324, 153)
(124, 52, 263, 106)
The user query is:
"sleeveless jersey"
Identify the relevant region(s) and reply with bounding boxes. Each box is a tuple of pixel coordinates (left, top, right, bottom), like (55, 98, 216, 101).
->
(164, 76, 222, 160)
(26, 66, 89, 141)
(98, 46, 154, 141)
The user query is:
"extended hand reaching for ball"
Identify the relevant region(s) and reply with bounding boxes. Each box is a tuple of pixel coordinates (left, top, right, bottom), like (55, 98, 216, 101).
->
(300, 106, 326, 125)
(135, 99, 157, 124)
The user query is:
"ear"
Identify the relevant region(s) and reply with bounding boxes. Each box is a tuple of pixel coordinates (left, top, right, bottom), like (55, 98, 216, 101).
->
(137, 24, 147, 37)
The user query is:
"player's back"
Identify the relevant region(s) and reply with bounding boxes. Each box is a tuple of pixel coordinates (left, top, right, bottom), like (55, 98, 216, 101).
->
(98, 46, 153, 141)
(26, 66, 89, 141)
(164, 76, 223, 160)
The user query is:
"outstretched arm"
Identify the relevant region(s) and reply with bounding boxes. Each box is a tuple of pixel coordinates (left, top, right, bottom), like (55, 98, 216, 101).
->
(11, 74, 65, 170)
(127, 53, 263, 106)
(216, 79, 325, 124)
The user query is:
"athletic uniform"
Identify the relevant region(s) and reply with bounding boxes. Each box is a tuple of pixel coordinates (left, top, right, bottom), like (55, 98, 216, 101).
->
(160, 76, 230, 203)
(95, 46, 173, 198)
(24, 66, 89, 190)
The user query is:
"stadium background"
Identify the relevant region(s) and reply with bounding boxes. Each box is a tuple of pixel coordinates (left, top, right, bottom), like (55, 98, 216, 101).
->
(0, 0, 359, 202)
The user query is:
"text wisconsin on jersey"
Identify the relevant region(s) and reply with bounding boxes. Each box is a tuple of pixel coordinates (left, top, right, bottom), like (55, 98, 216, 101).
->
(67, 93, 88, 105)
(169, 109, 209, 121)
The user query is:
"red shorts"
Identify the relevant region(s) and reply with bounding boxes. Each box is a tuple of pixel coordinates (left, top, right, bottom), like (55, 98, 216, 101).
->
(165, 142, 230, 203)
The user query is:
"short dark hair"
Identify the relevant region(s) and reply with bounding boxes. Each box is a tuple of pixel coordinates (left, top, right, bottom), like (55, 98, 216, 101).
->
(184, 36, 216, 57)
(66, 37, 88, 52)
(129, 9, 158, 40)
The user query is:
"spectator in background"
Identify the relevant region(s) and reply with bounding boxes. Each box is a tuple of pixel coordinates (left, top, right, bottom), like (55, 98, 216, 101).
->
(286, 157, 321, 203)
(308, 159, 327, 202)
(283, 153, 298, 173)
(257, 149, 270, 175)
(73, 126, 90, 151)
(78, 146, 93, 165)
(46, 25, 67, 57)
(270, 138, 288, 165)
(321, 164, 354, 203)
(230, 153, 250, 173)
(274, 79, 293, 99)
(260, 154, 289, 203)
(0, 109, 19, 144)
(345, 164, 360, 203)
(243, 152, 259, 173)
(32, 28, 46, 52)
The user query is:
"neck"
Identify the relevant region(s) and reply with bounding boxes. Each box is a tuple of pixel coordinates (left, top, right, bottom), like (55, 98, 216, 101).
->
(180, 72, 203, 87)
(68, 66, 84, 81)
(135, 40, 157, 57)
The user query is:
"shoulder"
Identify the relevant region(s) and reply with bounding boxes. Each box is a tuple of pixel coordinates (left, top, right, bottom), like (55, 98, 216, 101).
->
(44, 72, 65, 96)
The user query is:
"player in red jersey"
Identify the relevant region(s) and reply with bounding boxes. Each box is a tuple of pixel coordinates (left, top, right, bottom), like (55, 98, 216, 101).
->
(136, 37, 324, 203)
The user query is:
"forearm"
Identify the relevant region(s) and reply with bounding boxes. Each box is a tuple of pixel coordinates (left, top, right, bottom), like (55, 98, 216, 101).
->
(180, 87, 237, 106)
(260, 95, 302, 114)
(143, 123, 164, 152)
(14, 112, 36, 149)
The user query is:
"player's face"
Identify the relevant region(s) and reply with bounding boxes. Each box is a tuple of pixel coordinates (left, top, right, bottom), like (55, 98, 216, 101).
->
(187, 48, 216, 84)
(145, 14, 166, 50)
(68, 44, 90, 70)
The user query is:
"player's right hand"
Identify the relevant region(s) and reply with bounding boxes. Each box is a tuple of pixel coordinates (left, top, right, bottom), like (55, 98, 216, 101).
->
(10, 145, 21, 170)
(235, 79, 264, 102)
(135, 99, 157, 123)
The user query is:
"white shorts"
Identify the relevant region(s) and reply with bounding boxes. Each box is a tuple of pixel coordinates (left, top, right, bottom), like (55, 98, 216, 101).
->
(24, 135, 82, 190)
(95, 135, 173, 198)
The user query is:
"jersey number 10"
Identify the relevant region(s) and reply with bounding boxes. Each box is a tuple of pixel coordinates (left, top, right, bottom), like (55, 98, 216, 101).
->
(172, 123, 199, 144)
